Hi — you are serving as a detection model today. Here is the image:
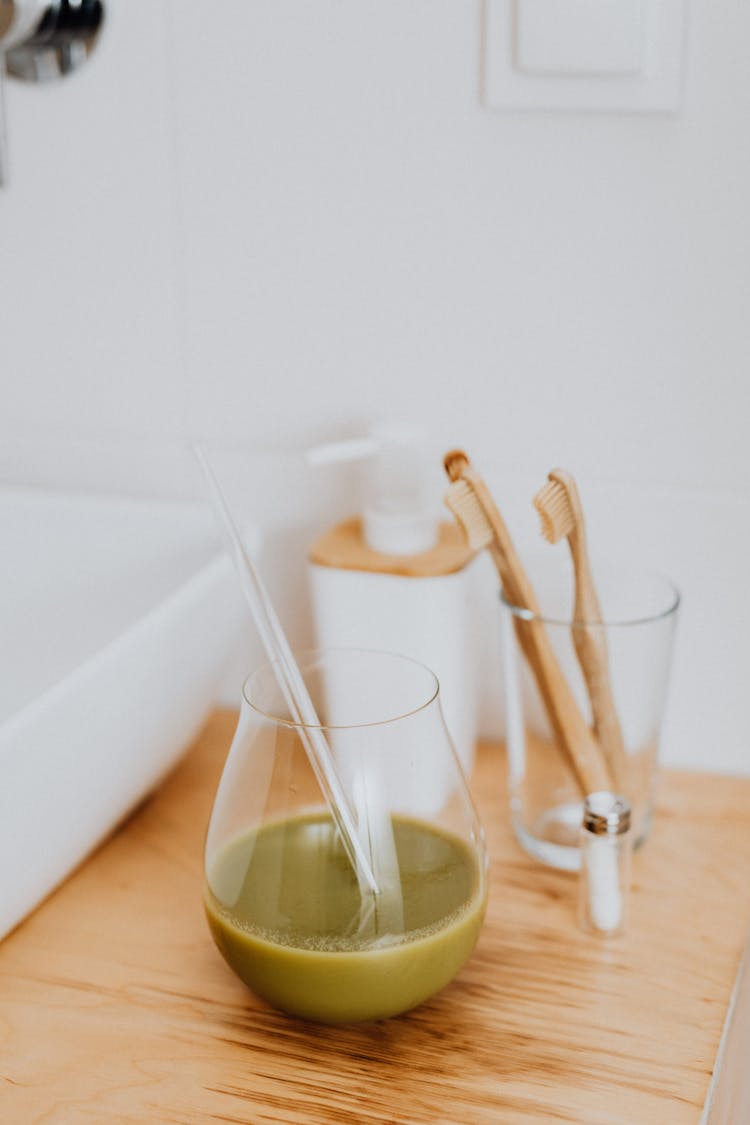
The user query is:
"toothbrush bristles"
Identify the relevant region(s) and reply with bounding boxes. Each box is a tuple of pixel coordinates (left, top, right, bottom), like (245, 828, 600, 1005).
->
(534, 479, 575, 544)
(444, 449, 470, 482)
(445, 479, 494, 550)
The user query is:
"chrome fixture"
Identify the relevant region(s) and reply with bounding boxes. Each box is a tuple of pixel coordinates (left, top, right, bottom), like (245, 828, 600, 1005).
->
(0, 0, 105, 182)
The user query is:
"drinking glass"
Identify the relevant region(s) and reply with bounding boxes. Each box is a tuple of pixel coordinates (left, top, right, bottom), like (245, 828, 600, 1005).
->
(204, 648, 487, 1023)
(500, 559, 680, 871)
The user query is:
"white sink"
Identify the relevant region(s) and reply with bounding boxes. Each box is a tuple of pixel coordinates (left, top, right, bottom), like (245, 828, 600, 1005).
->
(0, 485, 250, 939)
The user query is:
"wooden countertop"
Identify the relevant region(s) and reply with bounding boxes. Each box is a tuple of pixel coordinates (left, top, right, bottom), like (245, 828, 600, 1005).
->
(2, 711, 750, 1124)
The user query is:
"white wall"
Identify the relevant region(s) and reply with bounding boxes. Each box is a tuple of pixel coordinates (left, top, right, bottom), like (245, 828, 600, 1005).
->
(2, 0, 749, 773)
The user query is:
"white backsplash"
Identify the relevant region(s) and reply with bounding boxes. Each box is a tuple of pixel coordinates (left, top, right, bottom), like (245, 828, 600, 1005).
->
(2, 0, 749, 774)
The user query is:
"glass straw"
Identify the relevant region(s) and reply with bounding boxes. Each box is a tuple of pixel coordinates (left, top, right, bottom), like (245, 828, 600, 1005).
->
(192, 443, 380, 897)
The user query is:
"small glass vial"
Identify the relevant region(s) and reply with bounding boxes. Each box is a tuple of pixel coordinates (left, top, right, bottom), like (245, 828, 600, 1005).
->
(578, 792, 632, 937)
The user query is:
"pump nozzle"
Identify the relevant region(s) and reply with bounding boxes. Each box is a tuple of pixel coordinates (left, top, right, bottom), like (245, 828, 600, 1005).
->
(306, 422, 440, 556)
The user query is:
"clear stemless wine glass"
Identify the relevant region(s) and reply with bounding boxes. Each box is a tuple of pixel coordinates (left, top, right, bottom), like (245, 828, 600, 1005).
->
(204, 648, 488, 1024)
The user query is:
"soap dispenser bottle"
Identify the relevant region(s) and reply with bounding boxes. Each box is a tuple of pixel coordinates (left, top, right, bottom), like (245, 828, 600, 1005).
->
(307, 422, 478, 779)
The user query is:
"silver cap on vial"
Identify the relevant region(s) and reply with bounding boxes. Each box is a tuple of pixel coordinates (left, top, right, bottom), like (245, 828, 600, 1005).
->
(583, 792, 631, 836)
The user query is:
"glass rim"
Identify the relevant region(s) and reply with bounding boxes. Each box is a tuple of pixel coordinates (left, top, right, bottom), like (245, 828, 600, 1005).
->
(241, 646, 441, 731)
(500, 567, 681, 629)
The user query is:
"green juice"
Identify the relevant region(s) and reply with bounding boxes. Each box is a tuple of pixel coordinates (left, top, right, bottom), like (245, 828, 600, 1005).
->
(204, 813, 486, 1023)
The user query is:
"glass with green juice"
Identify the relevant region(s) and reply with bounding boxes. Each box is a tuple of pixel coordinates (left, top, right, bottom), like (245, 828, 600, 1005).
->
(204, 649, 488, 1023)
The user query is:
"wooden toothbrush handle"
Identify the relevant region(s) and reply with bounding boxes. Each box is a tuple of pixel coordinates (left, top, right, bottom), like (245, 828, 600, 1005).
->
(569, 532, 629, 794)
(456, 459, 613, 795)
(466, 470, 541, 615)
(501, 572, 613, 795)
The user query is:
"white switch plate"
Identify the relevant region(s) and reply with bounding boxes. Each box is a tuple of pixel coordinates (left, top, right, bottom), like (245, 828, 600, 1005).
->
(516, 0, 645, 76)
(484, 0, 688, 113)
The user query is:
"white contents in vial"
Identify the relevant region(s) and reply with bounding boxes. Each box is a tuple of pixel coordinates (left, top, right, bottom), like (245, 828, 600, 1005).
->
(579, 791, 631, 937)
(587, 835, 623, 932)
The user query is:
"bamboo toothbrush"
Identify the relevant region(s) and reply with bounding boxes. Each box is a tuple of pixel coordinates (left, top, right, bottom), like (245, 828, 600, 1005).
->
(443, 450, 612, 796)
(534, 469, 629, 794)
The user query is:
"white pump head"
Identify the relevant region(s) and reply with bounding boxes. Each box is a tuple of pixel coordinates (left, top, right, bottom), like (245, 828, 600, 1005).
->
(307, 421, 440, 556)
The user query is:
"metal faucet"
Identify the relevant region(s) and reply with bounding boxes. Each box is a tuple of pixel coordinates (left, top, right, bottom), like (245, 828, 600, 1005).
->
(0, 0, 105, 183)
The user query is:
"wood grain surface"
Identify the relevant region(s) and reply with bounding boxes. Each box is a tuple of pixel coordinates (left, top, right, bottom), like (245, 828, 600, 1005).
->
(1, 710, 749, 1124)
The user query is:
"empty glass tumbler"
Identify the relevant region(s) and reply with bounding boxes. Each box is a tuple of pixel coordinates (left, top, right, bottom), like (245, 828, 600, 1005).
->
(204, 648, 488, 1023)
(500, 560, 680, 871)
